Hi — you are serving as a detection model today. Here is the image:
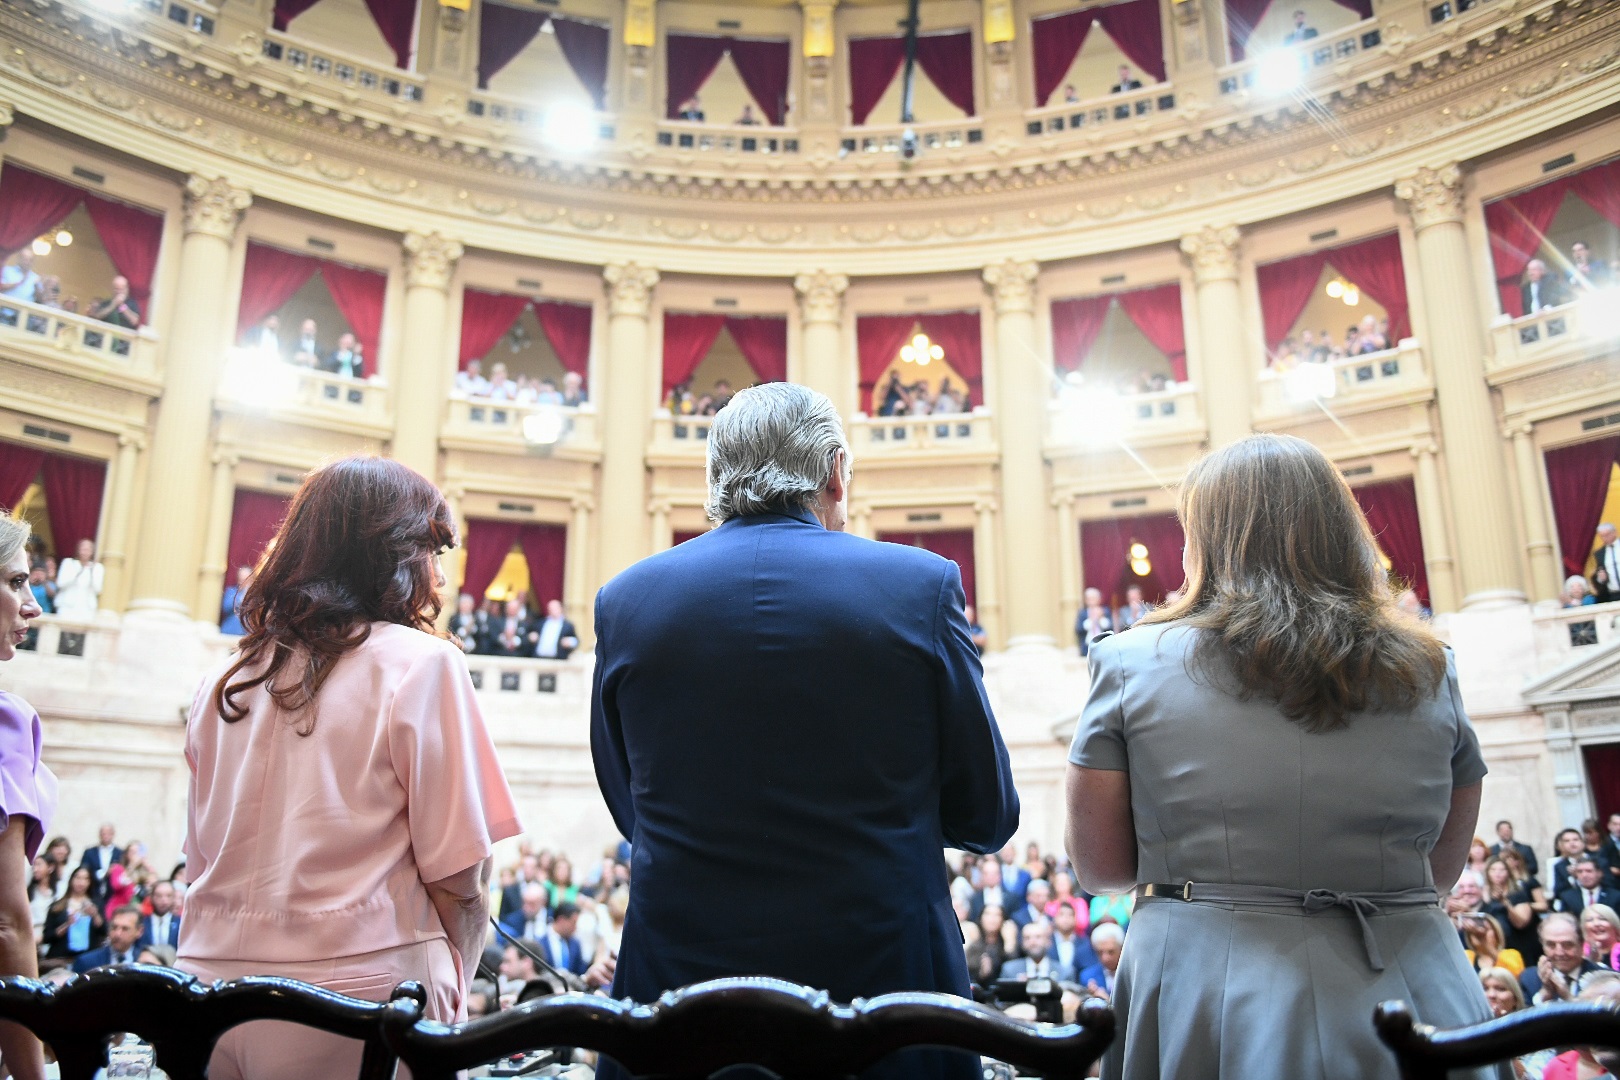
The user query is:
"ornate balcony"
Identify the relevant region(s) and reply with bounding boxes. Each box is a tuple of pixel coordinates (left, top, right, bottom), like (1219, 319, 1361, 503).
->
(214, 359, 393, 438)
(0, 297, 159, 380)
(1488, 298, 1620, 381)
(649, 410, 716, 460)
(1045, 383, 1206, 452)
(1532, 600, 1620, 673)
(1216, 19, 1383, 98)
(1253, 339, 1432, 421)
(1022, 84, 1178, 142)
(441, 396, 601, 457)
(254, 28, 424, 108)
(848, 409, 997, 457)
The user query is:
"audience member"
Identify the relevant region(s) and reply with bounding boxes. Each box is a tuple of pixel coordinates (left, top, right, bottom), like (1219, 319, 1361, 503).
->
(1075, 587, 1114, 655)
(1079, 923, 1124, 1000)
(293, 319, 320, 366)
(251, 315, 281, 357)
(934, 379, 965, 415)
(137, 943, 177, 968)
(1447, 868, 1485, 920)
(487, 362, 516, 400)
(1, 250, 41, 302)
(534, 378, 563, 406)
(498, 941, 540, 1004)
(500, 882, 549, 942)
(456, 359, 492, 396)
(1283, 9, 1318, 42)
(78, 822, 121, 907)
(540, 902, 589, 976)
(1493, 820, 1540, 875)
(1049, 898, 1096, 976)
(1582, 819, 1614, 875)
(678, 95, 705, 122)
(43, 867, 104, 961)
(1564, 575, 1598, 607)
(1592, 523, 1618, 604)
(1011, 879, 1052, 930)
(1569, 240, 1610, 292)
(36, 276, 61, 309)
(1001, 921, 1069, 981)
(138, 879, 180, 948)
(1110, 65, 1143, 93)
(449, 593, 488, 654)
(490, 597, 535, 657)
(1556, 857, 1620, 916)
(1460, 911, 1523, 976)
(1552, 828, 1589, 896)
(1482, 857, 1538, 962)
(1522, 259, 1570, 313)
(1467, 836, 1490, 876)
(43, 837, 70, 900)
(561, 371, 587, 407)
(1541, 972, 1620, 1079)
(27, 857, 56, 949)
(1115, 585, 1151, 630)
(735, 105, 759, 126)
(966, 905, 1009, 987)
(27, 565, 53, 615)
(1522, 912, 1605, 1003)
(71, 904, 142, 972)
(532, 599, 578, 660)
(87, 276, 140, 328)
(544, 857, 580, 909)
(219, 567, 249, 635)
(1354, 314, 1386, 353)
(53, 539, 103, 619)
(964, 605, 987, 656)
(324, 333, 362, 379)
(1582, 903, 1620, 970)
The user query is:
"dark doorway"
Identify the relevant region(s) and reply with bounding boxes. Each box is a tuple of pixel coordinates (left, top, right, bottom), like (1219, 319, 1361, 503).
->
(1582, 743, 1620, 822)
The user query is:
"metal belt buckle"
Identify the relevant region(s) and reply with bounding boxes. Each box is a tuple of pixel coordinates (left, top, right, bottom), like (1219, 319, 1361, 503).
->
(1181, 881, 1194, 901)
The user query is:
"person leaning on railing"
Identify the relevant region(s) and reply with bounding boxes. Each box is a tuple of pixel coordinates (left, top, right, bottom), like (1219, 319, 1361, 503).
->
(0, 508, 62, 1080)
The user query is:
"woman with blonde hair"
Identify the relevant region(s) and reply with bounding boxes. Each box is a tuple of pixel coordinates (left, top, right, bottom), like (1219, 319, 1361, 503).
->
(1580, 903, 1620, 970)
(0, 510, 59, 1080)
(1067, 433, 1500, 1080)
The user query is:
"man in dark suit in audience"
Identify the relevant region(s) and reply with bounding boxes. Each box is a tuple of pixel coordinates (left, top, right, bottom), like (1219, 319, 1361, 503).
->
(1592, 523, 1619, 604)
(592, 383, 1018, 1080)
(532, 599, 579, 660)
(489, 598, 536, 657)
(540, 903, 589, 976)
(1521, 913, 1607, 1003)
(1010, 878, 1052, 930)
(1555, 858, 1620, 916)
(1491, 819, 1540, 876)
(1283, 9, 1319, 42)
(1521, 259, 1570, 313)
(1000, 922, 1075, 983)
(1049, 901, 1097, 977)
(499, 882, 549, 943)
(73, 906, 142, 973)
(1110, 65, 1143, 93)
(79, 823, 122, 908)
(137, 880, 181, 948)
(968, 855, 1016, 922)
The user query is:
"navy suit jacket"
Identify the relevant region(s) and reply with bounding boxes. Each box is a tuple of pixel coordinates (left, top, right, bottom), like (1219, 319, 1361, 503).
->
(72, 945, 134, 973)
(592, 509, 1018, 1080)
(137, 915, 180, 949)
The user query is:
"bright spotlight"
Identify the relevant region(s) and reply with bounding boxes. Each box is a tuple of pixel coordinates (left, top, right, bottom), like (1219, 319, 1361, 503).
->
(1130, 557, 1153, 577)
(1254, 48, 1305, 94)
(1282, 360, 1337, 405)
(1056, 383, 1126, 445)
(541, 105, 598, 154)
(30, 238, 50, 256)
(521, 406, 566, 446)
(1579, 287, 1620, 341)
(54, 230, 73, 248)
(220, 347, 300, 404)
(1326, 280, 1344, 299)
(1343, 285, 1360, 306)
(1129, 542, 1149, 560)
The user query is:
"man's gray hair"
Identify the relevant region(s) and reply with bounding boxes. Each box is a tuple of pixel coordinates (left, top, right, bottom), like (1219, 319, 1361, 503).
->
(1090, 922, 1126, 947)
(705, 383, 851, 523)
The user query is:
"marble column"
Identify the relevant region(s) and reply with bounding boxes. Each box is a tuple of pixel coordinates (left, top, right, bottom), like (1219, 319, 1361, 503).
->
(1508, 424, 1563, 603)
(1396, 165, 1525, 607)
(973, 499, 1003, 650)
(1410, 442, 1460, 615)
(850, 502, 872, 540)
(97, 433, 144, 614)
(566, 496, 593, 638)
(1055, 492, 1081, 645)
(392, 231, 463, 479)
(194, 450, 239, 625)
(597, 263, 659, 583)
(127, 175, 251, 619)
(649, 500, 671, 553)
(983, 259, 1057, 648)
(794, 271, 851, 417)
(1180, 225, 1252, 447)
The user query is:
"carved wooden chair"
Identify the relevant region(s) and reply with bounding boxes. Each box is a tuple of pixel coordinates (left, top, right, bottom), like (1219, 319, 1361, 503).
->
(1376, 999, 1620, 1080)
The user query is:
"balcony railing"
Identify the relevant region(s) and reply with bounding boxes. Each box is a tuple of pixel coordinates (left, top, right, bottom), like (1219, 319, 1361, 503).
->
(257, 29, 424, 105)
(463, 90, 617, 144)
(1047, 382, 1206, 449)
(1024, 84, 1177, 139)
(1488, 297, 1620, 377)
(848, 408, 995, 454)
(462, 653, 586, 697)
(649, 410, 717, 454)
(1254, 339, 1430, 417)
(129, 0, 215, 35)
(1533, 599, 1620, 671)
(13, 613, 115, 661)
(654, 119, 799, 156)
(442, 396, 599, 452)
(840, 116, 984, 158)
(1218, 20, 1383, 96)
(215, 359, 392, 429)
(0, 297, 158, 372)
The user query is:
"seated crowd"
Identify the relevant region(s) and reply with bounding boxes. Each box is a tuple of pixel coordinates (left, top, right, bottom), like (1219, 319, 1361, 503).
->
(455, 359, 588, 406)
(450, 593, 580, 659)
(874, 373, 969, 417)
(1, 250, 140, 328)
(664, 378, 735, 417)
(1271, 314, 1393, 371)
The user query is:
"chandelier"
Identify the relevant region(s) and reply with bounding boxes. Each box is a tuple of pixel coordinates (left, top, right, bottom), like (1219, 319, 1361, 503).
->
(1325, 278, 1360, 306)
(900, 332, 943, 366)
(30, 229, 73, 256)
(1129, 542, 1152, 577)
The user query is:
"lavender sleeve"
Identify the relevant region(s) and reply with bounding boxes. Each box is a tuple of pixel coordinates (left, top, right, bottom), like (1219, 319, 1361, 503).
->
(0, 692, 58, 861)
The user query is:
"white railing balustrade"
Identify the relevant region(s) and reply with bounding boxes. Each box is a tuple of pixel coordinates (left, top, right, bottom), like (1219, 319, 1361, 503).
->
(1217, 20, 1383, 96)
(0, 297, 156, 369)
(12, 614, 117, 662)
(216, 356, 392, 426)
(1047, 382, 1206, 448)
(461, 654, 587, 697)
(1023, 84, 1177, 139)
(840, 116, 984, 158)
(1488, 295, 1620, 375)
(650, 410, 716, 452)
(848, 408, 995, 453)
(444, 396, 598, 451)
(257, 29, 424, 105)
(653, 119, 798, 156)
(1533, 600, 1620, 670)
(1255, 338, 1430, 415)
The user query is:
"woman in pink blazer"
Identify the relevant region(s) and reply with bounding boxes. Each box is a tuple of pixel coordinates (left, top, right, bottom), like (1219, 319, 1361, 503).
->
(177, 457, 521, 1080)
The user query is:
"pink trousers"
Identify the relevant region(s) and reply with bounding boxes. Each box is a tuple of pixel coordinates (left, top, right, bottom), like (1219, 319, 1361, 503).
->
(178, 938, 462, 1080)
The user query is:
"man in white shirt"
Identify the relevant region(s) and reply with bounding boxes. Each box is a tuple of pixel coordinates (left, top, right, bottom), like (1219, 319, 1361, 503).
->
(1593, 523, 1620, 604)
(970, 857, 1008, 921)
(533, 600, 579, 660)
(253, 315, 282, 359)
(53, 539, 104, 618)
(1521, 259, 1570, 313)
(1081, 923, 1125, 1000)
(139, 880, 181, 948)
(455, 358, 492, 397)
(80, 822, 121, 906)
(1048, 901, 1096, 977)
(293, 318, 320, 366)
(1, 250, 41, 302)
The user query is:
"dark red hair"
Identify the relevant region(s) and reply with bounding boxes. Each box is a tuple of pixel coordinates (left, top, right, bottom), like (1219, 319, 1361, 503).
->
(213, 457, 456, 734)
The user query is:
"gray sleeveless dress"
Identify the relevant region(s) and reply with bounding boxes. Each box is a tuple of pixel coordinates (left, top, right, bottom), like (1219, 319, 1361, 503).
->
(1070, 624, 1507, 1080)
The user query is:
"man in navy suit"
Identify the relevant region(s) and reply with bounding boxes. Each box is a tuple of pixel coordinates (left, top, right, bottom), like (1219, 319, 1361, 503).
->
(999, 923, 1074, 983)
(499, 883, 549, 943)
(136, 880, 180, 948)
(539, 902, 588, 976)
(73, 906, 141, 973)
(592, 383, 1019, 1080)
(78, 823, 122, 908)
(1010, 878, 1052, 930)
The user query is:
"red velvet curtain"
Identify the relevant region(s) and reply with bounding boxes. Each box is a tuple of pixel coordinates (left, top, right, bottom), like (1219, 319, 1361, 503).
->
(0, 166, 91, 259)
(672, 530, 704, 546)
(235, 243, 321, 342)
(81, 194, 165, 326)
(1570, 158, 1620, 228)
(848, 36, 908, 125)
(914, 31, 976, 116)
(1351, 478, 1431, 606)
(1225, 0, 1277, 60)
(552, 17, 611, 109)
(318, 263, 388, 378)
(665, 34, 730, 119)
(661, 313, 728, 395)
(0, 444, 45, 513)
(1257, 250, 1332, 353)
(39, 454, 106, 556)
(1117, 283, 1188, 382)
(1583, 746, 1620, 825)
(272, 0, 324, 32)
(1545, 435, 1620, 577)
(724, 316, 789, 384)
(1080, 512, 1183, 606)
(1032, 9, 1096, 107)
(461, 518, 522, 600)
(459, 288, 531, 368)
(727, 38, 792, 125)
(535, 301, 593, 378)
(1096, 0, 1166, 82)
(856, 315, 918, 410)
(517, 523, 567, 607)
(1322, 232, 1412, 344)
(1330, 0, 1374, 18)
(917, 312, 983, 407)
(879, 529, 977, 608)
(1485, 181, 1574, 318)
(225, 489, 291, 576)
(1051, 295, 1112, 374)
(476, 2, 548, 89)
(362, 0, 416, 68)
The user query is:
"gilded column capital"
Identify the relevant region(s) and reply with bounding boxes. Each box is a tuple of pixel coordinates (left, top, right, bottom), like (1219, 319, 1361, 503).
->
(1180, 225, 1242, 283)
(1395, 164, 1466, 232)
(982, 260, 1039, 315)
(183, 175, 251, 240)
(402, 231, 464, 291)
(603, 263, 660, 318)
(794, 270, 849, 325)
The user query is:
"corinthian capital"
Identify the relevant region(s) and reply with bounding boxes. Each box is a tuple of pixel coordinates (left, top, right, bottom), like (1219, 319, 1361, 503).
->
(1179, 225, 1241, 283)
(403, 231, 464, 291)
(982, 260, 1039, 315)
(603, 263, 659, 317)
(794, 270, 849, 325)
(183, 175, 251, 240)
(1395, 164, 1466, 232)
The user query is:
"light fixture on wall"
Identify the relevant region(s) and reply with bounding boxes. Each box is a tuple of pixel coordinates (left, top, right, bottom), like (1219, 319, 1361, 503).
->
(900, 332, 942, 366)
(1129, 542, 1152, 578)
(1325, 278, 1360, 306)
(54, 230, 73, 248)
(30, 237, 51, 256)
